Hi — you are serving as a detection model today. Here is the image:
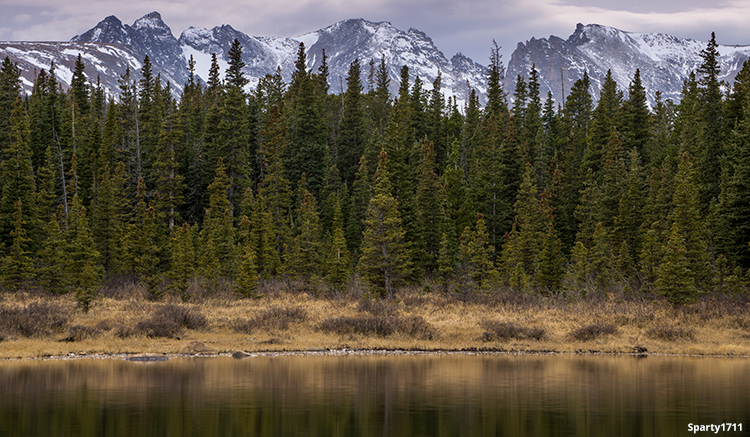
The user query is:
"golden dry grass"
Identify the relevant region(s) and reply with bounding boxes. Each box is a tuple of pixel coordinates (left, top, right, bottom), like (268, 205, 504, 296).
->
(1, 283, 749, 359)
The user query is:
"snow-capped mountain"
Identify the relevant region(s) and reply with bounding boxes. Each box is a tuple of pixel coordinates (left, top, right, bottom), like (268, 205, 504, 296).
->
(0, 12, 487, 105)
(177, 18, 488, 103)
(507, 23, 750, 107)
(3, 15, 750, 109)
(71, 12, 187, 88)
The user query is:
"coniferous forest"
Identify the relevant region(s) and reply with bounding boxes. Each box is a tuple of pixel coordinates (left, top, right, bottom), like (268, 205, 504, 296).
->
(2, 33, 750, 307)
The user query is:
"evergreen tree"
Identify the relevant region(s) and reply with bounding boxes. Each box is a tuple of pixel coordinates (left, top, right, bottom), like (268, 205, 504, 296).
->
(667, 153, 712, 288)
(202, 158, 238, 279)
(0, 98, 37, 251)
(324, 196, 351, 288)
(358, 151, 412, 299)
(0, 200, 34, 288)
(347, 156, 371, 259)
(458, 213, 498, 290)
(499, 164, 545, 289)
(337, 58, 367, 184)
(288, 188, 323, 280)
(0, 57, 22, 152)
(696, 32, 725, 211)
(656, 222, 696, 304)
(169, 222, 197, 299)
(621, 69, 651, 154)
(414, 140, 445, 273)
(236, 246, 262, 298)
(258, 106, 292, 264)
(286, 43, 328, 198)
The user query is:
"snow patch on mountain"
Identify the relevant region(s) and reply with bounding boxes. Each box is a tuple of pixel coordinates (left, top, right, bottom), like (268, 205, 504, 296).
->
(507, 23, 750, 107)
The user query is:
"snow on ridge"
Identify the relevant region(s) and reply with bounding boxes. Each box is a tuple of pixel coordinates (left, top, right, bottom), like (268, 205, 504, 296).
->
(293, 32, 320, 50)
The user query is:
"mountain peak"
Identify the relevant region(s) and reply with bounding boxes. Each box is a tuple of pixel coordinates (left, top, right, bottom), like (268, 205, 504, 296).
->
(133, 12, 165, 28)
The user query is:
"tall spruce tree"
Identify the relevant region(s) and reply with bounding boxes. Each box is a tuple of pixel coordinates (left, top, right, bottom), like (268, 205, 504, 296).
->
(358, 151, 412, 299)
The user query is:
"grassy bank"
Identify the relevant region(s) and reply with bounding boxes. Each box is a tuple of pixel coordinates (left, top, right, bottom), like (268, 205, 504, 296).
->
(1, 281, 750, 359)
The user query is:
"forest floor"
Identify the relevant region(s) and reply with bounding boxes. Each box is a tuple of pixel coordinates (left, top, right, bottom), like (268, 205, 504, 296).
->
(1, 281, 750, 360)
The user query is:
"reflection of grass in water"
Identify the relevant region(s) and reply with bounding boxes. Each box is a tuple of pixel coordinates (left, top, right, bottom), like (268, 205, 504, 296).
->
(1, 281, 750, 358)
(1, 355, 749, 437)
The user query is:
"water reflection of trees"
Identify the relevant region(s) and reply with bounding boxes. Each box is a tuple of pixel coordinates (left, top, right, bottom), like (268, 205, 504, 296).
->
(0, 355, 748, 436)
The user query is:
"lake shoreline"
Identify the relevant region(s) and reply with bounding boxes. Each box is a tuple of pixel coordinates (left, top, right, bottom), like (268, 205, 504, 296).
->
(2, 287, 750, 360)
(3, 347, 750, 363)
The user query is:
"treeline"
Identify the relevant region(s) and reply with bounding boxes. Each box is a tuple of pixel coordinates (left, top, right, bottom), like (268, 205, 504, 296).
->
(1, 33, 749, 305)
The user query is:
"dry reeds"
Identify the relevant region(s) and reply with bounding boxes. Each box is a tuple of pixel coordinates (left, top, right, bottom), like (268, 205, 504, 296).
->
(480, 321, 545, 341)
(1, 284, 750, 359)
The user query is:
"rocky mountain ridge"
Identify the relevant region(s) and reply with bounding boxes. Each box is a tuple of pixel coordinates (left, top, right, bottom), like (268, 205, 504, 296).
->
(2, 14, 749, 108)
(0, 12, 487, 105)
(507, 23, 750, 107)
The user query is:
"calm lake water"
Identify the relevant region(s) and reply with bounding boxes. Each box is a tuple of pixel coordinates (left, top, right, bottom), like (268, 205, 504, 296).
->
(0, 353, 747, 436)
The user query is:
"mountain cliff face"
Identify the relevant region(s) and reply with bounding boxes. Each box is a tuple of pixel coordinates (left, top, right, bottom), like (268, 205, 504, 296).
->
(0, 12, 487, 105)
(507, 23, 750, 106)
(2, 15, 749, 108)
(178, 18, 488, 103)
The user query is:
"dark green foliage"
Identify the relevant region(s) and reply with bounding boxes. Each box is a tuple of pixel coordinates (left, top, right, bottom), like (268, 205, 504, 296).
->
(358, 151, 412, 299)
(1, 37, 749, 304)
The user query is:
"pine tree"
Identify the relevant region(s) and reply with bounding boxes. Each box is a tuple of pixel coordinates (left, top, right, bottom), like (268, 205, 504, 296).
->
(202, 158, 238, 279)
(485, 40, 507, 117)
(337, 58, 368, 185)
(0, 57, 22, 153)
(324, 195, 351, 288)
(722, 92, 750, 268)
(1, 98, 37, 250)
(169, 222, 197, 299)
(696, 32, 726, 212)
(358, 151, 412, 299)
(36, 212, 66, 294)
(536, 210, 564, 292)
(458, 214, 498, 290)
(621, 69, 651, 154)
(236, 246, 262, 298)
(288, 188, 323, 280)
(249, 190, 281, 278)
(499, 163, 545, 288)
(125, 179, 162, 294)
(656, 222, 696, 304)
(66, 193, 102, 303)
(0, 200, 34, 288)
(258, 106, 292, 265)
(667, 153, 711, 288)
(347, 156, 371, 259)
(285, 43, 328, 197)
(91, 163, 128, 275)
(414, 140, 445, 273)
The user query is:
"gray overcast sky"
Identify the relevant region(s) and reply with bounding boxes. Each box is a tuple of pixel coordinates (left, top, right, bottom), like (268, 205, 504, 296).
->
(2, 0, 750, 64)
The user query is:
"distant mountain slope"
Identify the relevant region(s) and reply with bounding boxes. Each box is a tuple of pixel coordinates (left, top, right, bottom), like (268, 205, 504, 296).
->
(0, 12, 487, 105)
(507, 23, 750, 106)
(2, 16, 749, 108)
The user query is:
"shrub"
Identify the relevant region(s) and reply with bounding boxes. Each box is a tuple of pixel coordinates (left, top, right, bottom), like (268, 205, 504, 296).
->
(645, 324, 696, 341)
(154, 303, 208, 330)
(357, 299, 399, 317)
(60, 324, 101, 342)
(319, 314, 433, 339)
(233, 306, 308, 333)
(569, 323, 618, 341)
(480, 321, 545, 341)
(135, 303, 208, 338)
(135, 317, 182, 338)
(0, 302, 70, 337)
